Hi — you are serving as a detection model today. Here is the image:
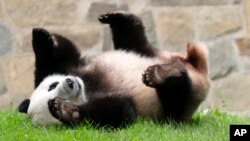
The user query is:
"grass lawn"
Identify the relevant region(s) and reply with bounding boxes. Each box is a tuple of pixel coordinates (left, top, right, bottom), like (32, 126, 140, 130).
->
(0, 109, 250, 141)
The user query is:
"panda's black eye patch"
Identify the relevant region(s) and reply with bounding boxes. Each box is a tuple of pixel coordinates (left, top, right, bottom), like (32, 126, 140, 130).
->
(48, 82, 59, 91)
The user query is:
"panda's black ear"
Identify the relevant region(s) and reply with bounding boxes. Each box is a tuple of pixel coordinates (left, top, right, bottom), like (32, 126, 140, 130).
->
(17, 99, 30, 114)
(32, 28, 55, 58)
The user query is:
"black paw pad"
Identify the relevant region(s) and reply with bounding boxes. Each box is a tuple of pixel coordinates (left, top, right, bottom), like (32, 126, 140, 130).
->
(48, 97, 80, 124)
(142, 61, 187, 88)
(142, 65, 163, 87)
(48, 98, 62, 120)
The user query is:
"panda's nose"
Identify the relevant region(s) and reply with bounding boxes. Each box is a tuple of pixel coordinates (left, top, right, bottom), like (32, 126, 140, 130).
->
(66, 78, 74, 89)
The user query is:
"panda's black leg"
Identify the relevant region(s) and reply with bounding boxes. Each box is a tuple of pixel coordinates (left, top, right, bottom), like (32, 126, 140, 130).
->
(142, 58, 193, 121)
(99, 11, 157, 57)
(48, 95, 136, 127)
(32, 28, 82, 87)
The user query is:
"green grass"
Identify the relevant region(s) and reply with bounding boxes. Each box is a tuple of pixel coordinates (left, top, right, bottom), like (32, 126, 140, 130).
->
(0, 109, 250, 141)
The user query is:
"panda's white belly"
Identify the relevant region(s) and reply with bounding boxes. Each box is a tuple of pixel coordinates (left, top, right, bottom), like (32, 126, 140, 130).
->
(88, 51, 170, 119)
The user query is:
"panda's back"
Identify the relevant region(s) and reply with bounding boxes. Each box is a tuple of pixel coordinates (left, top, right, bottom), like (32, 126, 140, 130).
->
(83, 50, 169, 119)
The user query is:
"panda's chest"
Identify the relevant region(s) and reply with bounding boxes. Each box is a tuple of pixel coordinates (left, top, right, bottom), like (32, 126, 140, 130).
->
(84, 51, 162, 94)
(97, 51, 160, 72)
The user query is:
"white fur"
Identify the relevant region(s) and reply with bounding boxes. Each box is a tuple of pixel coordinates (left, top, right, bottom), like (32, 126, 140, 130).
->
(27, 74, 87, 125)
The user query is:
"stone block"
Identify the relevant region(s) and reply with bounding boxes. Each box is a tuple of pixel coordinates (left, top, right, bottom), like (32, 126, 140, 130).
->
(154, 8, 195, 52)
(0, 23, 13, 55)
(207, 73, 250, 113)
(87, 2, 128, 22)
(4, 0, 76, 26)
(208, 39, 239, 79)
(18, 29, 33, 53)
(0, 65, 7, 95)
(103, 27, 113, 51)
(239, 56, 250, 72)
(0, 91, 31, 109)
(0, 2, 3, 18)
(5, 56, 34, 94)
(150, 0, 242, 6)
(235, 37, 250, 55)
(244, 0, 250, 33)
(122, 0, 147, 13)
(140, 10, 158, 48)
(195, 6, 242, 40)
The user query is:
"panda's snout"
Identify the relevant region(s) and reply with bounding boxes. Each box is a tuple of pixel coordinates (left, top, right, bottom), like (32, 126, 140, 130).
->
(65, 78, 74, 89)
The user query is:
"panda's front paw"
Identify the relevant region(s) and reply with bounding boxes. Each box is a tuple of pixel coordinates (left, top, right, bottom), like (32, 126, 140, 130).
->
(48, 97, 80, 124)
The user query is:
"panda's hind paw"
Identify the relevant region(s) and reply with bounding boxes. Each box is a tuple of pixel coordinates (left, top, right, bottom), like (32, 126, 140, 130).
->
(98, 12, 113, 23)
(142, 65, 163, 87)
(142, 59, 187, 88)
(48, 97, 80, 124)
(98, 11, 130, 24)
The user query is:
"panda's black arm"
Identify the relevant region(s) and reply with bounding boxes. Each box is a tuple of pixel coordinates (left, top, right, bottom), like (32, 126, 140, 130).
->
(48, 95, 136, 128)
(99, 11, 157, 57)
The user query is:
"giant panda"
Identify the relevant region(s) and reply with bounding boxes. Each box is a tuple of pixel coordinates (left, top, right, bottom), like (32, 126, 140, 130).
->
(18, 11, 210, 127)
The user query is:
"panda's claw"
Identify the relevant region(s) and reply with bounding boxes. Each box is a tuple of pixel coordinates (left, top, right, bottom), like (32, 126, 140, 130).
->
(54, 98, 59, 104)
(54, 104, 58, 108)
(53, 100, 59, 108)
(98, 12, 113, 23)
(56, 111, 61, 116)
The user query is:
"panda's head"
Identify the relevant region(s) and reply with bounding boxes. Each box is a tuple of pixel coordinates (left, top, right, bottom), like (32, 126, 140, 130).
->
(23, 74, 87, 125)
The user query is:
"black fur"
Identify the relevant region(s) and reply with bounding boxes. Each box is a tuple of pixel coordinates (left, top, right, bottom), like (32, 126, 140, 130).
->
(17, 99, 30, 113)
(48, 95, 136, 127)
(32, 28, 82, 88)
(99, 12, 157, 57)
(143, 59, 193, 121)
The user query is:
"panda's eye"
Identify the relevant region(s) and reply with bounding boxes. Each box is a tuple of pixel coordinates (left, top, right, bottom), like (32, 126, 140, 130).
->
(48, 82, 59, 91)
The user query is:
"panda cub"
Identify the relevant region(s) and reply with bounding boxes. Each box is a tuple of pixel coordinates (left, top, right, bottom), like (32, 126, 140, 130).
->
(18, 11, 210, 127)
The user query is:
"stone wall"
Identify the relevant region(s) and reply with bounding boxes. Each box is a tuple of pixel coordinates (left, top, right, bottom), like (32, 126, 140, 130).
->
(0, 0, 250, 113)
